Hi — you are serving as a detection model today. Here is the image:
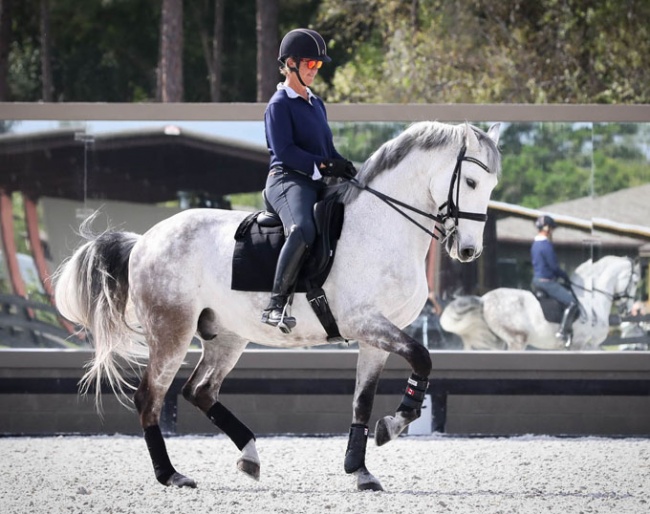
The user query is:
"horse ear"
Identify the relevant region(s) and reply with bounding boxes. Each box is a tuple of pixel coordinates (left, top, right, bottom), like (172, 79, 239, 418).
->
(487, 123, 501, 145)
(464, 122, 481, 152)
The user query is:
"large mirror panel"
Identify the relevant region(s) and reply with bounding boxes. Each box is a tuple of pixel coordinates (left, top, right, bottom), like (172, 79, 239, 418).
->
(1, 117, 648, 351)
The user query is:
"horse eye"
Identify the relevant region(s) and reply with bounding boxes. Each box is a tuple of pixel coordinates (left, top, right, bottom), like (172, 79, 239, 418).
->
(466, 178, 477, 189)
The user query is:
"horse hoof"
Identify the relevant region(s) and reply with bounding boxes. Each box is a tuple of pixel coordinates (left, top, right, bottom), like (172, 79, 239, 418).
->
(374, 416, 396, 446)
(359, 481, 384, 491)
(355, 468, 384, 492)
(237, 457, 261, 481)
(167, 472, 197, 488)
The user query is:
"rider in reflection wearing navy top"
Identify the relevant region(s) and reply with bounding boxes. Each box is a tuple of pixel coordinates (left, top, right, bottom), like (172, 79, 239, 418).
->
(261, 28, 357, 333)
(531, 214, 578, 346)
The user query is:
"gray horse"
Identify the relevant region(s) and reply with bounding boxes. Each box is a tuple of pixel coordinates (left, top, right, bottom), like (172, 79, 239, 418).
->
(54, 121, 501, 491)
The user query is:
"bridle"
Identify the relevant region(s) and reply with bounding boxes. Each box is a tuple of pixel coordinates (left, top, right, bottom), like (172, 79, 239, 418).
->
(609, 258, 639, 304)
(349, 145, 493, 240)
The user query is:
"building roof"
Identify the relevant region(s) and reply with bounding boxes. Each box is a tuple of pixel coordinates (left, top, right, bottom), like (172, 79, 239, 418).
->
(494, 183, 650, 247)
(0, 126, 270, 203)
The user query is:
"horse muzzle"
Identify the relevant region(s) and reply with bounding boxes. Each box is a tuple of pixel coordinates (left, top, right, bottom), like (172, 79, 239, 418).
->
(445, 232, 482, 262)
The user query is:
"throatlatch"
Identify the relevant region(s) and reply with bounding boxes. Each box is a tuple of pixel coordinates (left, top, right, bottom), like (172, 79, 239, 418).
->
(344, 423, 369, 473)
(397, 373, 429, 412)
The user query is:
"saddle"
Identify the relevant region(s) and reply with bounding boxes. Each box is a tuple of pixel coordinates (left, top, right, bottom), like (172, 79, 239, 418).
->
(531, 286, 565, 324)
(231, 192, 344, 292)
(231, 192, 345, 342)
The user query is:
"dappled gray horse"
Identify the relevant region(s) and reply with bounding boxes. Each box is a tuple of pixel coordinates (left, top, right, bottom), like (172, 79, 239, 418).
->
(54, 121, 500, 491)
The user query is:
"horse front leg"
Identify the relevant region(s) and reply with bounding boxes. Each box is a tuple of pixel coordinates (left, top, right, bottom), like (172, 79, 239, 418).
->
(345, 342, 389, 491)
(354, 315, 433, 447)
(181, 334, 260, 481)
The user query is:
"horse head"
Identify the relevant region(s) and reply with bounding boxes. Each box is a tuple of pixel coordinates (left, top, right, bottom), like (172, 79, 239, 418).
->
(613, 257, 641, 315)
(431, 123, 501, 262)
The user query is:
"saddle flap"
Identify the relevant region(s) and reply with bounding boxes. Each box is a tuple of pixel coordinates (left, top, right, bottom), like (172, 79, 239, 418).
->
(303, 195, 344, 279)
(535, 295, 564, 323)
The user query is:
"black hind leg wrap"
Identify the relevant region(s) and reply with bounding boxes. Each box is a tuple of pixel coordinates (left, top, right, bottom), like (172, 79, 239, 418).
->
(397, 373, 429, 412)
(207, 401, 255, 451)
(344, 424, 368, 473)
(144, 425, 177, 485)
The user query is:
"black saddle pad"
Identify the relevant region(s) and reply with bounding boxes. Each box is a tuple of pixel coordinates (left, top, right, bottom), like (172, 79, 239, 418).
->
(231, 197, 344, 293)
(534, 294, 564, 323)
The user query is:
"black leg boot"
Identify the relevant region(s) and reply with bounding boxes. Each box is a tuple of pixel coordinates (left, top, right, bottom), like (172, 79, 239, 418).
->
(555, 302, 578, 348)
(261, 226, 308, 333)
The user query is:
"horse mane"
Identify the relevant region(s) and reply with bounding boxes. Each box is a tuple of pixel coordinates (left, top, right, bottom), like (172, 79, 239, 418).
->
(574, 255, 627, 281)
(338, 121, 501, 205)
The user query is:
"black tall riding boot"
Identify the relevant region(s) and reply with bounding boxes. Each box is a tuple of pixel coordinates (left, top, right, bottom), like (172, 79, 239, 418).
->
(261, 226, 308, 333)
(555, 302, 578, 347)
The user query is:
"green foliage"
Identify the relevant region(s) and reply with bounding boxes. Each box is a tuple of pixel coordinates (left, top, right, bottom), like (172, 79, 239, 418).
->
(495, 122, 649, 208)
(228, 192, 264, 211)
(6, 0, 649, 103)
(330, 122, 406, 162)
(317, 0, 650, 104)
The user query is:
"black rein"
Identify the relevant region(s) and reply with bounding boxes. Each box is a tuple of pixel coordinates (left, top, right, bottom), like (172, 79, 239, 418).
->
(349, 145, 492, 240)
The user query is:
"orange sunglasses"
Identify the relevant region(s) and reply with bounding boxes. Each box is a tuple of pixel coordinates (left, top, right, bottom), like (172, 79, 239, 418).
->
(301, 59, 323, 70)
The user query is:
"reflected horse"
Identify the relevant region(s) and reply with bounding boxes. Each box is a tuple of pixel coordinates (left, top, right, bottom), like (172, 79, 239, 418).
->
(54, 121, 500, 491)
(440, 255, 639, 351)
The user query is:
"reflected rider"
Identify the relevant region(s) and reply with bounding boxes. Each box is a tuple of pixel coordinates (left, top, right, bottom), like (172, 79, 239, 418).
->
(531, 215, 578, 346)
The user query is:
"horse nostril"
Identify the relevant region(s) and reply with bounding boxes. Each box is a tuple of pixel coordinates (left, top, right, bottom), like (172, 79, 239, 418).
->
(461, 247, 475, 260)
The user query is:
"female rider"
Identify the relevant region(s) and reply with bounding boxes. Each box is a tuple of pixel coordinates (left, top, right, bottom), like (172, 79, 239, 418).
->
(261, 28, 356, 333)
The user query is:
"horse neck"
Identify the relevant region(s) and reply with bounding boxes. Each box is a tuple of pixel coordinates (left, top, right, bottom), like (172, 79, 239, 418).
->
(347, 149, 451, 256)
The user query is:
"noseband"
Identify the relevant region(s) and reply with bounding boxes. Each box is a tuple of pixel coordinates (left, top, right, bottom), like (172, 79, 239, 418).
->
(349, 145, 492, 240)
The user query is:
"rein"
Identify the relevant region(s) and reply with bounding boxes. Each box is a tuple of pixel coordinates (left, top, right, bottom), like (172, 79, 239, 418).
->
(348, 145, 492, 240)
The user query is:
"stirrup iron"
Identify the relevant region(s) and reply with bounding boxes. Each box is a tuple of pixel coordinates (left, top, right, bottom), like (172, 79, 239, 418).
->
(261, 302, 296, 333)
(276, 303, 295, 334)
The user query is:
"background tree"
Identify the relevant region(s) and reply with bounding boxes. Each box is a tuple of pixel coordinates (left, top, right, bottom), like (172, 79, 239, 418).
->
(316, 0, 650, 104)
(158, 0, 183, 102)
(256, 0, 278, 102)
(189, 0, 225, 102)
(0, 0, 12, 100)
(39, 0, 52, 101)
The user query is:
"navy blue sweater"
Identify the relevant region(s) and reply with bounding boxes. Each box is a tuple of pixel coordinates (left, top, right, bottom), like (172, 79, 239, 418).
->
(531, 237, 569, 281)
(264, 88, 343, 174)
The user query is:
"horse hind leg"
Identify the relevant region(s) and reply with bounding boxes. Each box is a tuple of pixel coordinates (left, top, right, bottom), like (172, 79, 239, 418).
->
(181, 329, 259, 480)
(134, 326, 197, 488)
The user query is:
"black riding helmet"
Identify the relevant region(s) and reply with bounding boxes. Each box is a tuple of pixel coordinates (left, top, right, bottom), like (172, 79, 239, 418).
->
(278, 29, 330, 88)
(535, 214, 557, 230)
(278, 28, 331, 65)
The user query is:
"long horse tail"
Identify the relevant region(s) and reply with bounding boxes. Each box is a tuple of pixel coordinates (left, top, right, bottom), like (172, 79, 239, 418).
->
(54, 219, 144, 406)
(439, 295, 503, 350)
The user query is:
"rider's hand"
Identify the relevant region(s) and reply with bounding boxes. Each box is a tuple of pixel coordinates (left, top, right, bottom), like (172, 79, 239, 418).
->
(344, 161, 358, 178)
(321, 159, 357, 179)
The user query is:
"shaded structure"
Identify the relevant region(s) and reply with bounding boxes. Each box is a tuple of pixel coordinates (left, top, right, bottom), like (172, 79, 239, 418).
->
(0, 127, 269, 346)
(0, 126, 269, 203)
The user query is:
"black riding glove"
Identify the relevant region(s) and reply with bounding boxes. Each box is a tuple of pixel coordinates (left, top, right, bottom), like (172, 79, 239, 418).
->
(321, 159, 357, 179)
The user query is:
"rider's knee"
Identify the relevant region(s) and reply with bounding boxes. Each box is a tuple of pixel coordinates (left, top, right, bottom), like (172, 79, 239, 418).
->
(286, 223, 314, 247)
